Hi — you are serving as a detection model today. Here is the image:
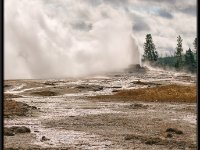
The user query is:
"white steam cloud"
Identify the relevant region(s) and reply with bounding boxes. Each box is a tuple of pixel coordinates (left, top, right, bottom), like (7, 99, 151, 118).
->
(5, 0, 140, 79)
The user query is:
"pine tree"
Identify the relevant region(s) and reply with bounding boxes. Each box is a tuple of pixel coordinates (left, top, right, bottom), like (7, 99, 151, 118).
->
(143, 34, 158, 62)
(185, 48, 195, 72)
(185, 48, 195, 64)
(193, 38, 197, 52)
(193, 37, 197, 64)
(175, 35, 183, 69)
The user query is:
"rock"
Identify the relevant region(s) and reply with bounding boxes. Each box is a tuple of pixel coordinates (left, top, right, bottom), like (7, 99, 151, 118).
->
(125, 64, 148, 73)
(76, 85, 103, 92)
(31, 106, 37, 109)
(114, 74, 121, 77)
(111, 86, 122, 88)
(10, 126, 31, 134)
(124, 134, 143, 141)
(41, 136, 50, 142)
(166, 128, 183, 134)
(31, 91, 58, 96)
(127, 103, 148, 109)
(132, 80, 148, 85)
(4, 127, 15, 136)
(15, 126, 31, 133)
(69, 115, 75, 117)
(112, 90, 120, 93)
(4, 84, 12, 88)
(4, 126, 30, 136)
(131, 80, 161, 86)
(166, 133, 173, 138)
(144, 137, 162, 145)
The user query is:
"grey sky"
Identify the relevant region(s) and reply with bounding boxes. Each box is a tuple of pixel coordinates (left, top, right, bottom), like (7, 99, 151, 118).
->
(87, 0, 197, 55)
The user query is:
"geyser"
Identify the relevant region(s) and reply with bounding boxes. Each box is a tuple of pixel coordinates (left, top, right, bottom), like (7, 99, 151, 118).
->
(5, 0, 140, 79)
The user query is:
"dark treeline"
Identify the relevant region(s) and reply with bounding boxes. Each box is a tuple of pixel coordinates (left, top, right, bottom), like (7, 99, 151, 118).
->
(142, 34, 197, 73)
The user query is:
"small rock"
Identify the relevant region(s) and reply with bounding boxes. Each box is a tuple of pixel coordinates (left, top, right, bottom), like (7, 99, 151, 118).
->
(14, 126, 31, 134)
(124, 134, 142, 141)
(69, 115, 75, 117)
(75, 85, 103, 91)
(166, 133, 173, 138)
(145, 137, 162, 145)
(128, 103, 148, 109)
(41, 136, 50, 142)
(112, 90, 119, 93)
(111, 86, 122, 88)
(4, 128, 15, 136)
(4, 126, 31, 135)
(166, 128, 183, 134)
(31, 106, 37, 109)
(31, 91, 58, 96)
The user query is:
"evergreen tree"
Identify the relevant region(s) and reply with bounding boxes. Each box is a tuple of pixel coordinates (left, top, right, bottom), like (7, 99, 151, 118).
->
(193, 38, 197, 52)
(175, 35, 183, 69)
(185, 48, 195, 64)
(143, 34, 158, 62)
(184, 48, 195, 72)
(193, 37, 197, 65)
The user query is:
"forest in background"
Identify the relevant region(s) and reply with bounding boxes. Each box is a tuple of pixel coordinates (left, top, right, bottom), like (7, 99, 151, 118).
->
(142, 35, 197, 73)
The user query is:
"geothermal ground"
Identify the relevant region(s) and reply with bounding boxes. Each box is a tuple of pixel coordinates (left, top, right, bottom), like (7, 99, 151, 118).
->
(4, 67, 197, 150)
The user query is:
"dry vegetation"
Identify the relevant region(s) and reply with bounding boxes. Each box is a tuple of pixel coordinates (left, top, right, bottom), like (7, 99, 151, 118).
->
(89, 84, 196, 103)
(4, 100, 35, 118)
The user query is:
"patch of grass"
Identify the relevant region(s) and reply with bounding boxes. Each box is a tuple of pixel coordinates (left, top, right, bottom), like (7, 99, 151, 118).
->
(89, 84, 196, 103)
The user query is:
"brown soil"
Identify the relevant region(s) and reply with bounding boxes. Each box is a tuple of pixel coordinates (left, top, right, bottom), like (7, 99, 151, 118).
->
(89, 84, 196, 103)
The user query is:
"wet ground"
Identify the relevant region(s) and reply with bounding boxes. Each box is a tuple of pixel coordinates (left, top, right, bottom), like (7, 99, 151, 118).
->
(4, 68, 197, 150)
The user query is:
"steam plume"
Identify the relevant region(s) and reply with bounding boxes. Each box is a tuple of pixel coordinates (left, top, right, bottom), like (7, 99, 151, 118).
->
(5, 0, 140, 79)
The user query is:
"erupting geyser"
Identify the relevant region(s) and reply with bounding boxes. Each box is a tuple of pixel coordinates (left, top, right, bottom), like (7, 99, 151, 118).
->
(5, 0, 141, 79)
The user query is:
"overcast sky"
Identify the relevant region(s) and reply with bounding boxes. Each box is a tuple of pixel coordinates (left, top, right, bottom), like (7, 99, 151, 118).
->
(93, 0, 197, 55)
(5, 0, 197, 79)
